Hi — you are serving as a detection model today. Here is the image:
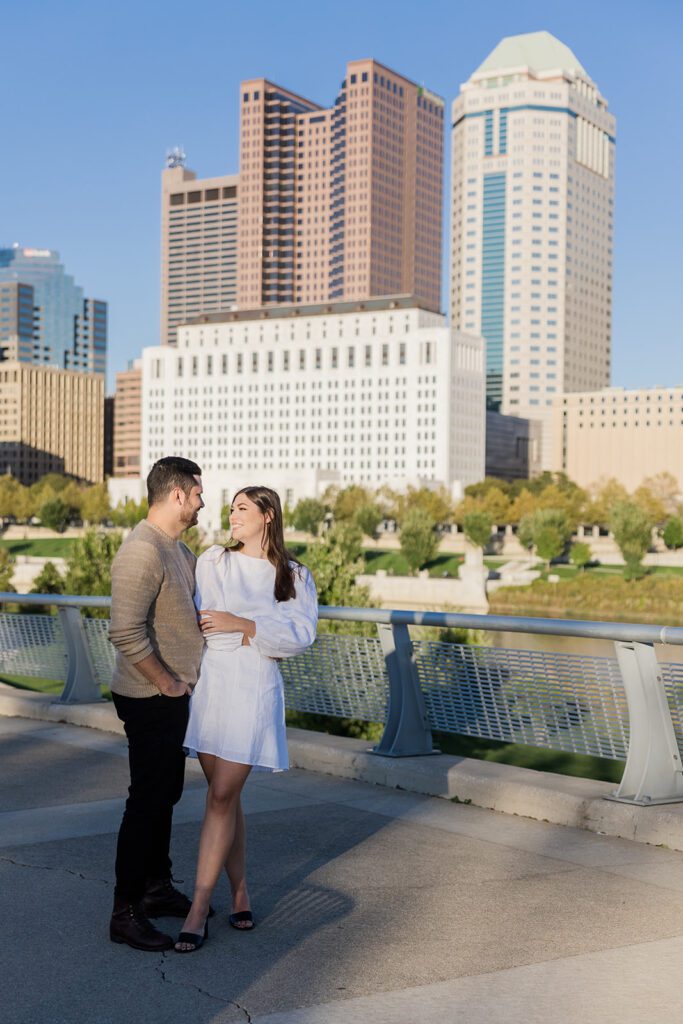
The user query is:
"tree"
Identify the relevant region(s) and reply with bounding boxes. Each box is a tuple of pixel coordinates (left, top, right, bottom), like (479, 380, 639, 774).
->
(64, 530, 123, 616)
(0, 547, 15, 592)
(480, 486, 511, 525)
(399, 509, 438, 573)
(586, 478, 629, 527)
(181, 527, 206, 557)
(301, 533, 372, 635)
(535, 525, 564, 568)
(333, 485, 371, 522)
(81, 483, 111, 525)
(110, 497, 148, 528)
(354, 503, 383, 540)
(395, 486, 453, 528)
(292, 497, 327, 537)
(663, 517, 683, 551)
(465, 477, 511, 500)
(462, 510, 493, 550)
(536, 482, 586, 531)
(39, 497, 71, 533)
(26, 561, 65, 614)
(0, 475, 26, 524)
(508, 488, 537, 525)
(609, 501, 652, 580)
(569, 541, 592, 572)
(325, 522, 363, 562)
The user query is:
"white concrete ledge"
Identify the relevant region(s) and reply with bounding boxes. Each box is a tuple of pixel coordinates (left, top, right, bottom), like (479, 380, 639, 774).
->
(4, 681, 683, 851)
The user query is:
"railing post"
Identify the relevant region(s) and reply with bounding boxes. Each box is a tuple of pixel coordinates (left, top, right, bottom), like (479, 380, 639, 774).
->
(608, 641, 683, 805)
(56, 607, 103, 705)
(372, 623, 437, 757)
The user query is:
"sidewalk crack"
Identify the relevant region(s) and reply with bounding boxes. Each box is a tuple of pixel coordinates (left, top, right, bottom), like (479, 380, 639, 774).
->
(0, 854, 110, 885)
(156, 957, 252, 1020)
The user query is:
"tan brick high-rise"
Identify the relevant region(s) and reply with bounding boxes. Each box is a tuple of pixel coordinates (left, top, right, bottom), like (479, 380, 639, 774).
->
(237, 60, 444, 310)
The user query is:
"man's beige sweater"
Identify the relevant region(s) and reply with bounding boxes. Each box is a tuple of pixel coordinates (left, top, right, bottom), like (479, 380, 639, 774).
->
(108, 520, 204, 698)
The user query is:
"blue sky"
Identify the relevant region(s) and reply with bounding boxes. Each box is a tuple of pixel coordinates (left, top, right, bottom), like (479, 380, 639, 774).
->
(1, 0, 681, 392)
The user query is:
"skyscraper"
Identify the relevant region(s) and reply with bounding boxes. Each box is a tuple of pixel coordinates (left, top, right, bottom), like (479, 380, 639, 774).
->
(160, 154, 239, 346)
(237, 60, 444, 310)
(450, 31, 615, 466)
(0, 246, 107, 375)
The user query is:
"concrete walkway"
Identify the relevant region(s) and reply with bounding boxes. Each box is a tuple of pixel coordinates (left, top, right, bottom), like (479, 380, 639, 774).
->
(4, 715, 683, 1024)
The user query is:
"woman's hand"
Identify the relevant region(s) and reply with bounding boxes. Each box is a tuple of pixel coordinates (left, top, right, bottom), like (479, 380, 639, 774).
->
(198, 609, 256, 642)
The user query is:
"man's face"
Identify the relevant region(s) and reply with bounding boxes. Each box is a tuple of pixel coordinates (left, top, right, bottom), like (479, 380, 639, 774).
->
(178, 475, 204, 530)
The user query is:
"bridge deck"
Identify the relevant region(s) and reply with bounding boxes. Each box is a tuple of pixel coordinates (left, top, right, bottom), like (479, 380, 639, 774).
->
(3, 715, 683, 1023)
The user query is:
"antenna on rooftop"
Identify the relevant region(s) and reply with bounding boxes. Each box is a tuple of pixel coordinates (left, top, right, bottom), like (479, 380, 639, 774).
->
(166, 146, 187, 169)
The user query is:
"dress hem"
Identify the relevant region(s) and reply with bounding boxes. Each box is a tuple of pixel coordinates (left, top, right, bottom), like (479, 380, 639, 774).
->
(184, 745, 288, 773)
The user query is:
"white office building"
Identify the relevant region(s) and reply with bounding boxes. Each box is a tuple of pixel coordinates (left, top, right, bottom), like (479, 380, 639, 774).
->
(141, 298, 485, 534)
(450, 31, 615, 467)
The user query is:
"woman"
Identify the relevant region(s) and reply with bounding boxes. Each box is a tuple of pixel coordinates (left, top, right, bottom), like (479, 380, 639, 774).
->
(175, 486, 318, 952)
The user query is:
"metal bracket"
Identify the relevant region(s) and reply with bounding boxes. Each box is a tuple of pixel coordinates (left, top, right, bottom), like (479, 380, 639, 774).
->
(56, 606, 104, 704)
(607, 641, 683, 805)
(371, 623, 438, 757)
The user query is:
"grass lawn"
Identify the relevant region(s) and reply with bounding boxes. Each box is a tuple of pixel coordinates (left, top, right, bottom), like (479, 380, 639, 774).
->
(0, 674, 111, 699)
(0, 538, 76, 558)
(537, 562, 683, 582)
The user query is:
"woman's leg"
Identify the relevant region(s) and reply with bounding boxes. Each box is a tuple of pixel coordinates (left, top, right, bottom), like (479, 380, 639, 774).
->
(176, 756, 251, 949)
(198, 753, 252, 924)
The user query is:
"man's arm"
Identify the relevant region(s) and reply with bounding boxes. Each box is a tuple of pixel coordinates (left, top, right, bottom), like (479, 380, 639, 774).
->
(108, 540, 189, 697)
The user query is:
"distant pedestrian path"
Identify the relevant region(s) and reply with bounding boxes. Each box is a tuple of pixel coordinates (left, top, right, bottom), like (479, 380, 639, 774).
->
(3, 715, 683, 1023)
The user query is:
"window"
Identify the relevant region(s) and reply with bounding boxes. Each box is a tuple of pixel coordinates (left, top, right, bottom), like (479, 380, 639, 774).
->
(365, 345, 372, 367)
(315, 348, 322, 369)
(381, 344, 389, 366)
(299, 349, 305, 370)
(252, 352, 259, 372)
(399, 342, 406, 365)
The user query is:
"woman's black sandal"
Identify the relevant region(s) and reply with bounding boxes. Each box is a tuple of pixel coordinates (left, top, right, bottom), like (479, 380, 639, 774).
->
(175, 921, 209, 952)
(229, 911, 254, 931)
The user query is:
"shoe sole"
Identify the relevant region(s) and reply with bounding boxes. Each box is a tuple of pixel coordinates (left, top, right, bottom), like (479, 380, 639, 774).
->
(110, 933, 174, 952)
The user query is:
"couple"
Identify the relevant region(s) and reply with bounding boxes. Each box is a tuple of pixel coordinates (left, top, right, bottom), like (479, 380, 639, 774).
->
(108, 457, 318, 953)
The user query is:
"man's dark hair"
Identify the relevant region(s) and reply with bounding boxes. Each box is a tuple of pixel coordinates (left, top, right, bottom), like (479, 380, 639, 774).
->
(147, 457, 202, 507)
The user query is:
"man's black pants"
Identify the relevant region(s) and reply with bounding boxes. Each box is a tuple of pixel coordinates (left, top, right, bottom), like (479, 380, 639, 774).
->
(112, 692, 190, 903)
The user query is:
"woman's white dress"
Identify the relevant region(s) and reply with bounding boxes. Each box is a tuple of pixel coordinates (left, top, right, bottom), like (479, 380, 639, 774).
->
(183, 546, 318, 772)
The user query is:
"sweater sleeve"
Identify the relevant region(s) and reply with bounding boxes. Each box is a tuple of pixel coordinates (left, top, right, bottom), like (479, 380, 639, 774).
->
(250, 566, 318, 659)
(108, 540, 164, 664)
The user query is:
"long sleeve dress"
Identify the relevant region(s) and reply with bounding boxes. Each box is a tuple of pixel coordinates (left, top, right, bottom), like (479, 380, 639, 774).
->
(183, 545, 318, 772)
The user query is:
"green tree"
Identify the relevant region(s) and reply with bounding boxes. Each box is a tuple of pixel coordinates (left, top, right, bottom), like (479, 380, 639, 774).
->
(609, 501, 653, 580)
(110, 497, 148, 528)
(586, 478, 629, 527)
(464, 477, 511, 500)
(399, 509, 438, 573)
(181, 527, 206, 557)
(292, 497, 327, 536)
(26, 561, 66, 614)
(39, 497, 71, 532)
(569, 541, 592, 572)
(0, 547, 15, 592)
(0, 475, 25, 524)
(64, 530, 123, 616)
(300, 534, 372, 635)
(663, 517, 683, 551)
(81, 483, 111, 525)
(534, 525, 564, 568)
(354, 502, 383, 540)
(333, 485, 371, 522)
(462, 510, 493, 550)
(395, 486, 453, 528)
(325, 521, 363, 562)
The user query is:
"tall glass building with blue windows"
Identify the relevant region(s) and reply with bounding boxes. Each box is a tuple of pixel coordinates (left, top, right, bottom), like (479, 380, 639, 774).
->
(450, 31, 615, 467)
(0, 246, 107, 376)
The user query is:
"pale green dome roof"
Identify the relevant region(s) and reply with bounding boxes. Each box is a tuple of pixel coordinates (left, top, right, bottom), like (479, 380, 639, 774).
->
(474, 31, 589, 80)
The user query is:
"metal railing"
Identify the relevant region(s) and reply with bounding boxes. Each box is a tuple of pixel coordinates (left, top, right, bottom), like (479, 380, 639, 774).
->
(2, 593, 683, 807)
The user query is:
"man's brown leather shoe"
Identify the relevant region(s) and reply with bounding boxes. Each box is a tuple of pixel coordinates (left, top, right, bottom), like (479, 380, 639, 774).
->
(140, 877, 193, 919)
(110, 901, 174, 951)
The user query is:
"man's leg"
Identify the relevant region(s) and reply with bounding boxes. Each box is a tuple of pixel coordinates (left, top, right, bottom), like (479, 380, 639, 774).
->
(110, 692, 189, 950)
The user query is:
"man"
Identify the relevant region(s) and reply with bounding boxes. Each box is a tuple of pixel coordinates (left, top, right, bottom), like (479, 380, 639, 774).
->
(108, 457, 205, 951)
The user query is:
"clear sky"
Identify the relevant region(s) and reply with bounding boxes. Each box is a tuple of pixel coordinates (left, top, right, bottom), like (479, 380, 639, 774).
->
(1, 0, 681, 392)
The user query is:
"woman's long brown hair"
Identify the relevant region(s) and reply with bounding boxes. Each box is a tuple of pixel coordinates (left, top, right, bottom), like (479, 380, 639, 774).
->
(227, 486, 301, 601)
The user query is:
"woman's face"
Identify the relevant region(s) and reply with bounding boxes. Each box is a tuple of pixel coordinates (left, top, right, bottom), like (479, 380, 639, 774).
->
(230, 492, 270, 546)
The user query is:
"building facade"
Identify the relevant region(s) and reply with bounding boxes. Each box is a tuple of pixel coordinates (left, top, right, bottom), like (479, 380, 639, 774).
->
(450, 31, 615, 467)
(0, 362, 103, 484)
(160, 161, 239, 346)
(140, 298, 484, 534)
(0, 246, 107, 375)
(112, 360, 142, 477)
(552, 387, 683, 492)
(237, 60, 444, 311)
(485, 410, 542, 480)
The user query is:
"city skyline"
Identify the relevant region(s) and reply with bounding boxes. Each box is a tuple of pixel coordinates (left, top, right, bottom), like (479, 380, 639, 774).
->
(1, 0, 680, 392)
